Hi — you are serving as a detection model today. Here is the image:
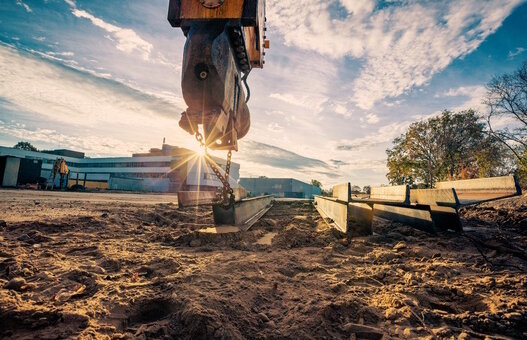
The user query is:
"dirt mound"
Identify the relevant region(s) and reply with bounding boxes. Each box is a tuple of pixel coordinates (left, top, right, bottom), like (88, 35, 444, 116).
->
(271, 219, 341, 248)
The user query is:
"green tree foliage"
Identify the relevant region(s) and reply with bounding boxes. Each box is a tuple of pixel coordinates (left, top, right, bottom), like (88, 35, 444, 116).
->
(386, 110, 509, 187)
(310, 179, 322, 188)
(13, 141, 38, 152)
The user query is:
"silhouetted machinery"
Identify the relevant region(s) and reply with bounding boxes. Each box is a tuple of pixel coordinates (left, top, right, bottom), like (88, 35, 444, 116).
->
(168, 0, 268, 206)
(168, 0, 268, 151)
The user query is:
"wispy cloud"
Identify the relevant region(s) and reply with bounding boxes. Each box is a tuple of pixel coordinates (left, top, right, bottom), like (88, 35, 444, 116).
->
(508, 47, 525, 59)
(0, 44, 189, 147)
(335, 121, 411, 151)
(268, 0, 522, 109)
(238, 140, 330, 171)
(269, 92, 328, 112)
(0, 119, 144, 156)
(436, 85, 488, 112)
(16, 0, 32, 13)
(360, 113, 379, 125)
(64, 0, 153, 60)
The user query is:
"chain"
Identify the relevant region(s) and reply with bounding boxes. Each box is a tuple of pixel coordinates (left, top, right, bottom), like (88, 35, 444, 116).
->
(195, 132, 234, 206)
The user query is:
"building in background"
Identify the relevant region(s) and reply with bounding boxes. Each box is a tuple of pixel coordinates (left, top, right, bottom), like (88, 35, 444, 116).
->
(0, 143, 240, 193)
(239, 177, 321, 199)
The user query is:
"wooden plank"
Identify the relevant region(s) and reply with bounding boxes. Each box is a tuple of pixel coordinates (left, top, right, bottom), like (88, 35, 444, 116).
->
(180, 0, 244, 20)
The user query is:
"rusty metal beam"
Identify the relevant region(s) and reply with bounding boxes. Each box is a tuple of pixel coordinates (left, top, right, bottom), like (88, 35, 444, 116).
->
(373, 203, 461, 233)
(212, 195, 273, 230)
(435, 175, 521, 205)
(313, 195, 372, 236)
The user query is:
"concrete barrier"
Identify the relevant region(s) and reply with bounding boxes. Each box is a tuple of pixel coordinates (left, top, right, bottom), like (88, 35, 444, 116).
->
(436, 175, 521, 205)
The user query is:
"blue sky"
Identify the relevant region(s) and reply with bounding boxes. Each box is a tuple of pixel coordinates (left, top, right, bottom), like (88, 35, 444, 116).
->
(0, 0, 526, 188)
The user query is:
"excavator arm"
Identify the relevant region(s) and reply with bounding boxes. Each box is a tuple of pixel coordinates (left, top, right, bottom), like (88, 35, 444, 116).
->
(168, 0, 268, 151)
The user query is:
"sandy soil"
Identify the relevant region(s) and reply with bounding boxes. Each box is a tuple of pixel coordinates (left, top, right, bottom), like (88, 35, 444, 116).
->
(1, 190, 526, 339)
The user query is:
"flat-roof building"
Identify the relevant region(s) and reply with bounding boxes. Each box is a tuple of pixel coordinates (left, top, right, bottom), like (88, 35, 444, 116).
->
(240, 177, 321, 199)
(0, 144, 239, 193)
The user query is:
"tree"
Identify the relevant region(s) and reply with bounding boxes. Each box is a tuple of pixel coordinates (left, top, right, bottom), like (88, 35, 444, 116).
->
(14, 141, 38, 152)
(311, 179, 322, 189)
(485, 60, 527, 167)
(351, 185, 361, 193)
(436, 110, 485, 179)
(386, 110, 507, 187)
(363, 186, 371, 194)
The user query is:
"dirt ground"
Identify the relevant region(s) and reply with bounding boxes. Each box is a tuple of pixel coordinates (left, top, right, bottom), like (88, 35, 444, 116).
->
(1, 189, 526, 339)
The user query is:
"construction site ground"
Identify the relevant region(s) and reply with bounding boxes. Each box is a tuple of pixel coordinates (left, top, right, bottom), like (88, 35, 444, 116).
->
(1, 189, 526, 339)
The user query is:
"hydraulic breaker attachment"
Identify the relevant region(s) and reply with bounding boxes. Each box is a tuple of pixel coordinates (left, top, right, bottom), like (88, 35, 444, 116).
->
(168, 0, 268, 150)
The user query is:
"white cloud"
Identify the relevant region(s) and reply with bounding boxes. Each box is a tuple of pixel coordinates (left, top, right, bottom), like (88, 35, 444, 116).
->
(267, 0, 522, 109)
(269, 92, 328, 112)
(360, 113, 379, 124)
(508, 47, 526, 59)
(437, 85, 488, 112)
(329, 102, 352, 117)
(339, 0, 375, 17)
(16, 0, 32, 13)
(64, 0, 153, 60)
(0, 120, 144, 157)
(0, 45, 190, 150)
(267, 122, 283, 133)
(335, 121, 411, 152)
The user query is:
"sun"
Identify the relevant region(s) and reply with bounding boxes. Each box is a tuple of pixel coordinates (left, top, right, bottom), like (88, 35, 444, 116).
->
(188, 139, 207, 156)
(197, 146, 206, 156)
